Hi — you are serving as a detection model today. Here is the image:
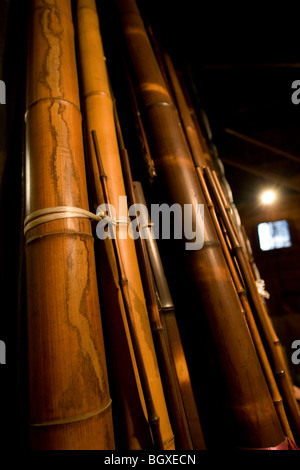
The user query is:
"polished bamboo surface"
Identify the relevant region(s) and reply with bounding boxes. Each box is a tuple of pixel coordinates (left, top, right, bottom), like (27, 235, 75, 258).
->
(25, 0, 114, 450)
(162, 51, 297, 443)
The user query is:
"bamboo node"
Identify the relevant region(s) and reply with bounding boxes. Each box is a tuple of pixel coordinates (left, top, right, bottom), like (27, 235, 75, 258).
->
(163, 434, 175, 446)
(30, 399, 113, 428)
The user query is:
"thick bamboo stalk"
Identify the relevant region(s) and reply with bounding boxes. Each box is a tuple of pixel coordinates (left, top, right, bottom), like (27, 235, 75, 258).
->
(119, 55, 157, 182)
(161, 52, 294, 441)
(114, 0, 286, 449)
(112, 54, 205, 449)
(25, 0, 114, 449)
(173, 66, 247, 245)
(163, 53, 211, 170)
(76, 0, 174, 450)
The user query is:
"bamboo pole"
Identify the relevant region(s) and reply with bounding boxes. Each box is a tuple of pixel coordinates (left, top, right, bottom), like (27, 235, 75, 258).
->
(114, 0, 287, 449)
(25, 0, 114, 449)
(119, 54, 157, 183)
(162, 53, 212, 170)
(240, 225, 265, 285)
(76, 0, 174, 450)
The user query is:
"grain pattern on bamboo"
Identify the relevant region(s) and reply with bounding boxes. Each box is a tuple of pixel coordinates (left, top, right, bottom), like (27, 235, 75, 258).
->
(25, 0, 114, 450)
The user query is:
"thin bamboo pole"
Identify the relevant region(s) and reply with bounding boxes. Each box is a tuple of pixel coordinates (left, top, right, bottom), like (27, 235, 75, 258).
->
(87, 128, 153, 450)
(113, 103, 205, 449)
(114, 0, 286, 449)
(132, 181, 206, 450)
(204, 166, 300, 443)
(92, 129, 165, 449)
(197, 169, 294, 441)
(161, 51, 295, 441)
(76, 0, 174, 450)
(25, 0, 114, 449)
(241, 225, 265, 285)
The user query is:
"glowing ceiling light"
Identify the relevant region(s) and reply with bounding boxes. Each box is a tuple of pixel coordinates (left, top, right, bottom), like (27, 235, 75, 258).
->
(261, 190, 276, 204)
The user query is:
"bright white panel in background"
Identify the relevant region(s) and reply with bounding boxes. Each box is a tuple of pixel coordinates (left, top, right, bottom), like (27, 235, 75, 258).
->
(257, 220, 292, 251)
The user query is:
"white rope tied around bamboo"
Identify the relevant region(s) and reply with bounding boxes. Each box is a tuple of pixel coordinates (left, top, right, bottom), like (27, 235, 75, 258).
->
(256, 278, 270, 300)
(23, 206, 131, 236)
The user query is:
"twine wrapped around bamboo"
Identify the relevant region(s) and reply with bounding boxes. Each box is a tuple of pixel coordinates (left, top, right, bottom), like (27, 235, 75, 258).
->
(25, 0, 114, 449)
(114, 0, 287, 448)
(76, 0, 174, 450)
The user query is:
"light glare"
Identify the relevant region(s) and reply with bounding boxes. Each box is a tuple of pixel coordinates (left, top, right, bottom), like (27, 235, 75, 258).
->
(261, 190, 276, 204)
